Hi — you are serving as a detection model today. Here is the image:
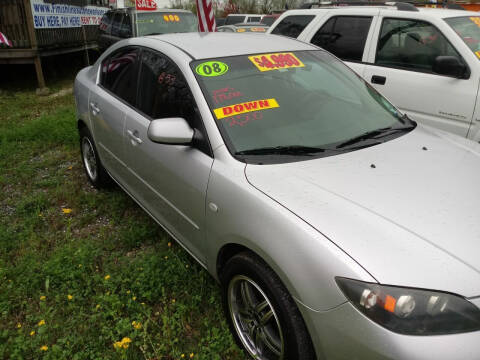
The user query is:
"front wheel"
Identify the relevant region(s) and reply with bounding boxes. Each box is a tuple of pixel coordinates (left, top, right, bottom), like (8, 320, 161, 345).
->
(221, 252, 316, 360)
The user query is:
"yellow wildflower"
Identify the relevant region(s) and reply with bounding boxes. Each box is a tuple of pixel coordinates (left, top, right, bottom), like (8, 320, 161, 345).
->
(30, 331, 35, 336)
(104, 274, 110, 280)
(167, 242, 172, 247)
(67, 166, 73, 170)
(190, 353, 194, 358)
(113, 341, 122, 349)
(62, 208, 72, 214)
(132, 296, 136, 301)
(78, 264, 82, 268)
(172, 299, 176, 304)
(67, 294, 73, 300)
(38, 320, 45, 326)
(181, 354, 185, 358)
(96, 304, 100, 310)
(121, 337, 132, 349)
(16, 323, 21, 328)
(40, 345, 48, 351)
(164, 256, 168, 260)
(126, 290, 131, 294)
(132, 321, 142, 330)
(40, 295, 46, 301)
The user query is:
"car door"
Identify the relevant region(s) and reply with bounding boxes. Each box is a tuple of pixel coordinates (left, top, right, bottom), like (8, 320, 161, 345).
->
(363, 15, 477, 137)
(89, 46, 140, 182)
(303, 12, 379, 76)
(122, 48, 213, 263)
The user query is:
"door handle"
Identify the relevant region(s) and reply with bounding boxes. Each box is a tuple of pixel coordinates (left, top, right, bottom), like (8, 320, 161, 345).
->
(90, 102, 100, 115)
(127, 129, 143, 145)
(371, 75, 386, 85)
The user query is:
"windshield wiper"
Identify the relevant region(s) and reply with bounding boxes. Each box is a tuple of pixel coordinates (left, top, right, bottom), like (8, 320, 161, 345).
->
(336, 125, 414, 149)
(235, 145, 334, 156)
(144, 32, 163, 36)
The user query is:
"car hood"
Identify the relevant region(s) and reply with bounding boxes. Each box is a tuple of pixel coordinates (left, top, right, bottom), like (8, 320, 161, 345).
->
(245, 125, 480, 298)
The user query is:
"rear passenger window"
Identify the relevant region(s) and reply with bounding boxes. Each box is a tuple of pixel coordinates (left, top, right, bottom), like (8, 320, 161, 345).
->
(101, 47, 140, 106)
(271, 15, 315, 38)
(111, 12, 123, 37)
(311, 16, 372, 62)
(99, 12, 113, 35)
(376, 18, 461, 73)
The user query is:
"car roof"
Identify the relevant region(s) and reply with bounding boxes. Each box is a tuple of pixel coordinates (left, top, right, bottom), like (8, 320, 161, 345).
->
(146, 32, 315, 59)
(280, 6, 478, 19)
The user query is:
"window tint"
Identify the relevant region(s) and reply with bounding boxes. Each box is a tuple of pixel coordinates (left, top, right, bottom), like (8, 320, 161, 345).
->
(225, 16, 246, 25)
(376, 18, 461, 72)
(248, 16, 261, 23)
(99, 12, 113, 34)
(111, 12, 123, 37)
(137, 50, 196, 123)
(311, 16, 372, 61)
(119, 13, 132, 38)
(271, 15, 315, 38)
(101, 47, 139, 106)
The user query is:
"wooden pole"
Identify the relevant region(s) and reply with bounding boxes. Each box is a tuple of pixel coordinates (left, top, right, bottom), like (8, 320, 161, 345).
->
(23, 0, 47, 89)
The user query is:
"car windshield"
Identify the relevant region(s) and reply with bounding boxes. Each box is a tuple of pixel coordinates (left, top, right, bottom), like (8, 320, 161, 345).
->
(136, 11, 197, 36)
(192, 50, 414, 163)
(445, 16, 480, 56)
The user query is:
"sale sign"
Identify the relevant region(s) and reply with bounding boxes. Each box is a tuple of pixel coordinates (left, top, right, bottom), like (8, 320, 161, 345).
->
(136, 0, 157, 10)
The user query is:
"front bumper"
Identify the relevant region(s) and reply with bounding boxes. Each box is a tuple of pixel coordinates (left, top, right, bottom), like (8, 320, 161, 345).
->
(299, 299, 480, 360)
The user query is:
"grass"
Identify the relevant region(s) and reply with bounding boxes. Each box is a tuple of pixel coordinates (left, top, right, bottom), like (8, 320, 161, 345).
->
(0, 80, 242, 359)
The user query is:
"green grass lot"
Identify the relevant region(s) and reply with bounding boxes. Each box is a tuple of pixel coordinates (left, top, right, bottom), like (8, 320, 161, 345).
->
(0, 80, 242, 359)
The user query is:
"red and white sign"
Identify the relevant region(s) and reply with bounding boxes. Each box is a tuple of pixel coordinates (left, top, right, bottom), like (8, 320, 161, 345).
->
(136, 0, 157, 10)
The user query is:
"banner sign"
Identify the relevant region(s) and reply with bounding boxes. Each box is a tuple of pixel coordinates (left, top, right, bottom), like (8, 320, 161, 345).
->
(136, 0, 157, 11)
(30, 0, 108, 29)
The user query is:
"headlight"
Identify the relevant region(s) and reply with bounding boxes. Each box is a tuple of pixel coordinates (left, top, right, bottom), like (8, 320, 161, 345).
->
(336, 277, 480, 335)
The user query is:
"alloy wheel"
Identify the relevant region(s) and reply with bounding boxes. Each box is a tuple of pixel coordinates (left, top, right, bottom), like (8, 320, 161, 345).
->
(82, 137, 98, 181)
(228, 275, 285, 360)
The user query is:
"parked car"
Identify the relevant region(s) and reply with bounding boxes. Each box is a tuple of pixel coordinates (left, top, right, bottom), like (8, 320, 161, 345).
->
(74, 32, 480, 360)
(98, 8, 197, 52)
(268, 5, 480, 142)
(224, 13, 264, 25)
(216, 17, 226, 26)
(217, 22, 269, 33)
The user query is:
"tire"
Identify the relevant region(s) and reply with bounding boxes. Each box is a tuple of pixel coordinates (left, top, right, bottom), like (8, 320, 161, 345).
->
(79, 126, 111, 188)
(220, 251, 316, 360)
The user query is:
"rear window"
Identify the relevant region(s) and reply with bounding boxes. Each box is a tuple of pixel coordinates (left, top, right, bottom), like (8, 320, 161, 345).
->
(225, 16, 246, 25)
(136, 12, 198, 36)
(261, 17, 277, 26)
(271, 15, 315, 38)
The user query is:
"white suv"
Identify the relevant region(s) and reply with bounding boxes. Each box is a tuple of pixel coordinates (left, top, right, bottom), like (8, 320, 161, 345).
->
(268, 5, 480, 141)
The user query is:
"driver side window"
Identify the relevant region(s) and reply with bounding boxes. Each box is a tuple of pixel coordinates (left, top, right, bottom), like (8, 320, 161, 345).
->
(376, 18, 461, 73)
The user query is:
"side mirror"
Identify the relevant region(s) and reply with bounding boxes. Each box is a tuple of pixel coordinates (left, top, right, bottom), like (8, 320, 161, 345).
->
(433, 56, 468, 79)
(147, 118, 194, 145)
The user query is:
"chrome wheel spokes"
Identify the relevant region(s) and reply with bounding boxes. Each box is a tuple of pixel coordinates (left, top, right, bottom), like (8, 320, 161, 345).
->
(228, 275, 284, 360)
(82, 137, 97, 181)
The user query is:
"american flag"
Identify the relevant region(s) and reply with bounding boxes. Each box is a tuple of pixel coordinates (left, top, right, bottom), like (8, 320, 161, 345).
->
(196, 0, 216, 32)
(0, 31, 12, 47)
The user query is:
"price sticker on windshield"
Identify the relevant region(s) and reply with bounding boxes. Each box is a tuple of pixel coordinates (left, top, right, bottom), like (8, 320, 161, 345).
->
(470, 17, 480, 27)
(248, 52, 305, 72)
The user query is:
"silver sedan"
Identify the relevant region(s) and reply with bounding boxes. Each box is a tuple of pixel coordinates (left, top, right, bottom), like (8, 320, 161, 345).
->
(74, 33, 480, 360)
